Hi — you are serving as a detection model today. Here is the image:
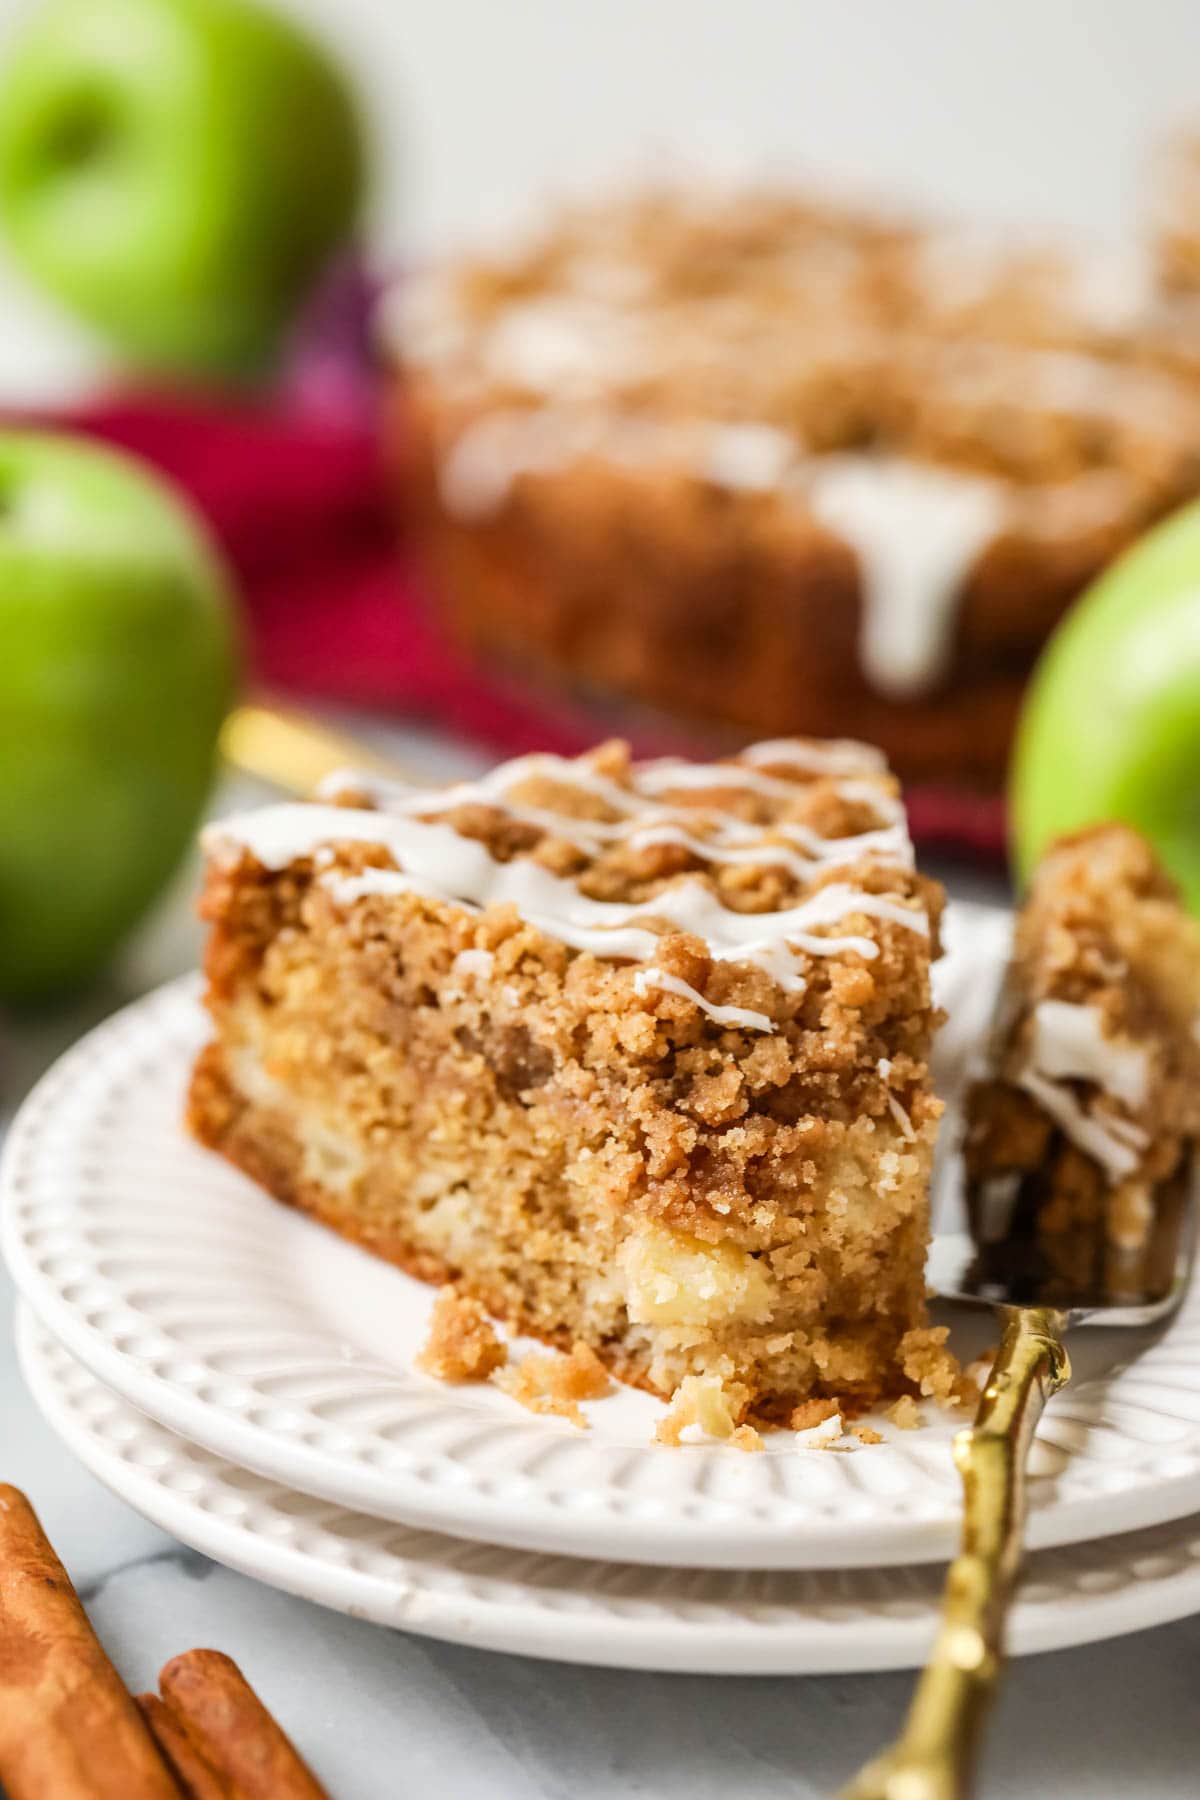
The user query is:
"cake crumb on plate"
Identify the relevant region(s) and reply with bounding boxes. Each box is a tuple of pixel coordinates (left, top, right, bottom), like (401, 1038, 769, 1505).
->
(415, 1286, 506, 1382)
(795, 1411, 845, 1449)
(789, 1396, 842, 1431)
(655, 1373, 748, 1446)
(492, 1342, 611, 1428)
(729, 1424, 764, 1453)
(887, 1394, 923, 1430)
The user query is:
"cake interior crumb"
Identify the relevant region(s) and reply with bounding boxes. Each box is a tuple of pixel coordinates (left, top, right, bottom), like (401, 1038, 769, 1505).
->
(416, 1286, 506, 1382)
(492, 1342, 612, 1428)
(655, 1373, 749, 1446)
(887, 1393, 923, 1430)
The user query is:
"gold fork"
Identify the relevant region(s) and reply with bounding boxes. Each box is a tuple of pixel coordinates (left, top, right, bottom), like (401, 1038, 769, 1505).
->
(838, 1168, 1195, 1800)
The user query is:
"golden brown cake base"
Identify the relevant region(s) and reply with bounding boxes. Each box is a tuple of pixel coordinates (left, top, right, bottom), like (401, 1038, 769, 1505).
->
(188, 739, 949, 1420)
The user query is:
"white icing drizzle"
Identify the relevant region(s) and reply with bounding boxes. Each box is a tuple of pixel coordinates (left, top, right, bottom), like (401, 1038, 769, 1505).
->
(436, 402, 1013, 713)
(1030, 1000, 1150, 1111)
(803, 457, 1008, 699)
(437, 393, 1143, 706)
(1017, 1068, 1149, 1181)
(622, 821, 885, 884)
(877, 1057, 916, 1140)
(438, 409, 803, 521)
(438, 409, 606, 520)
(886, 1094, 917, 1142)
(468, 749, 651, 816)
(632, 823, 826, 884)
(633, 967, 775, 1034)
(209, 742, 927, 1032)
(321, 751, 912, 864)
(634, 755, 883, 807)
(774, 818, 912, 863)
(393, 185, 1200, 719)
(835, 779, 908, 828)
(742, 737, 887, 775)
(482, 299, 642, 395)
(1015, 999, 1152, 1183)
(308, 850, 923, 986)
(700, 423, 797, 491)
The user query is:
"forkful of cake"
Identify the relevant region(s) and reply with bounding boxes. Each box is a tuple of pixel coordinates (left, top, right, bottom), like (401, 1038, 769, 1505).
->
(840, 823, 1200, 1800)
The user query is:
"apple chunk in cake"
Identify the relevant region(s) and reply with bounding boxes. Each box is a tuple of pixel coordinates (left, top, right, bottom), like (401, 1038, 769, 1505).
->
(187, 736, 946, 1420)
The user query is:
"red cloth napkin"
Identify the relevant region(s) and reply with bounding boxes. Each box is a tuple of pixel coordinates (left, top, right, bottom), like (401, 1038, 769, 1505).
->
(56, 392, 1006, 859)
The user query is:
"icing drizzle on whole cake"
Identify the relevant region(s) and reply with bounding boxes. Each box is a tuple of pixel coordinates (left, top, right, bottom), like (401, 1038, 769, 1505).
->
(392, 181, 1200, 711)
(205, 743, 930, 1034)
(803, 458, 1008, 699)
(433, 408, 1128, 701)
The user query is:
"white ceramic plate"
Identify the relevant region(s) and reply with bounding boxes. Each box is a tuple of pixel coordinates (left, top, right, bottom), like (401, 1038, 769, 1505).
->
(5, 903, 1200, 1570)
(18, 1306, 1200, 1675)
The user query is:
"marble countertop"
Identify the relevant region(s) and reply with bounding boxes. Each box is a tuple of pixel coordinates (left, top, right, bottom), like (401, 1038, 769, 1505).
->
(2, 742, 1197, 1799)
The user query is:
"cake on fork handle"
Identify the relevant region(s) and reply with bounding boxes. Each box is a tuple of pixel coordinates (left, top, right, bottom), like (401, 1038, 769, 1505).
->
(188, 736, 950, 1423)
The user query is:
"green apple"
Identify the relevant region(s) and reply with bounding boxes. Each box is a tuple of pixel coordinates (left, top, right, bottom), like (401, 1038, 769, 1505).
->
(1011, 500, 1200, 912)
(0, 431, 238, 1003)
(0, 0, 366, 379)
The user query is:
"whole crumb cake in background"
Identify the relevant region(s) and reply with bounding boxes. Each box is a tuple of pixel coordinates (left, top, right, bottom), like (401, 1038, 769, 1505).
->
(964, 824, 1200, 1300)
(187, 735, 960, 1428)
(384, 178, 1200, 789)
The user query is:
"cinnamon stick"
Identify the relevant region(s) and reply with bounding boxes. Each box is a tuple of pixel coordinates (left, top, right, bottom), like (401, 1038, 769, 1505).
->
(158, 1648, 330, 1800)
(0, 1484, 180, 1799)
(138, 1693, 230, 1799)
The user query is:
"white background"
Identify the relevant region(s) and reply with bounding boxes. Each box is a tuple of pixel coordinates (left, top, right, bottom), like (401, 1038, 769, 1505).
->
(0, 0, 1198, 254)
(245, 0, 1195, 253)
(0, 0, 1196, 393)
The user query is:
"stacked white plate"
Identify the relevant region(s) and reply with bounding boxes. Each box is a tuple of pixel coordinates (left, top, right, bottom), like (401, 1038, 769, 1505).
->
(5, 903, 1200, 1674)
